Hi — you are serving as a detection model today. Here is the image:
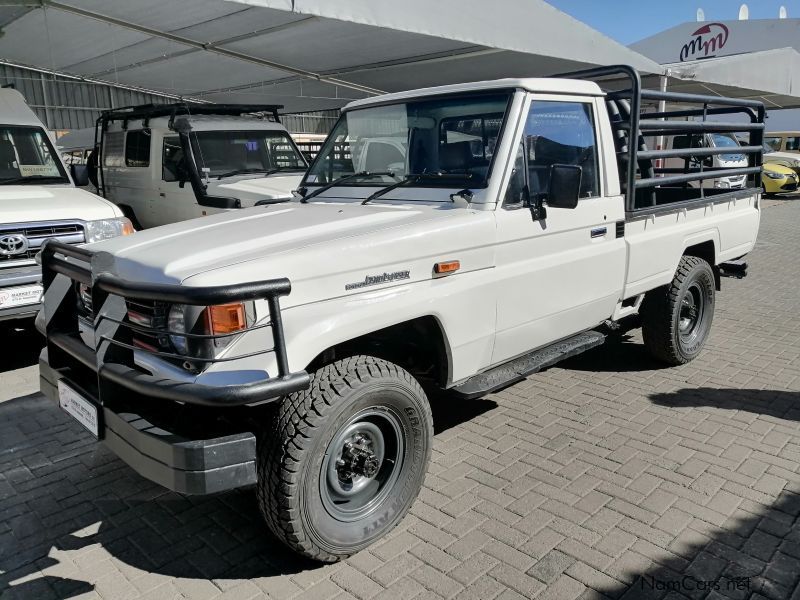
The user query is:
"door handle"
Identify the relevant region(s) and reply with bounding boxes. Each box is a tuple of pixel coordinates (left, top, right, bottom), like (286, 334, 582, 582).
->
(159, 192, 166, 197)
(590, 227, 607, 238)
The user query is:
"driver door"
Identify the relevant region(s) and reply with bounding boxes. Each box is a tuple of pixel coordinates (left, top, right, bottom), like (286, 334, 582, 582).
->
(156, 135, 199, 225)
(491, 96, 626, 364)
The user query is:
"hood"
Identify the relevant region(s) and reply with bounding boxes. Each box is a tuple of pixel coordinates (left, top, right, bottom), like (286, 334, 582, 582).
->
(764, 151, 800, 169)
(763, 162, 797, 175)
(93, 200, 496, 307)
(207, 173, 303, 207)
(0, 185, 121, 223)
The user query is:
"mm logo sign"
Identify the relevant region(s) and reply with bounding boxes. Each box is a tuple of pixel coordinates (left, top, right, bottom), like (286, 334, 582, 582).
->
(680, 22, 729, 62)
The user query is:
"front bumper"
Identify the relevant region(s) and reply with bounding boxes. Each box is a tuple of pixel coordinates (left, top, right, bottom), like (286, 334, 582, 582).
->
(0, 302, 41, 322)
(40, 350, 258, 494)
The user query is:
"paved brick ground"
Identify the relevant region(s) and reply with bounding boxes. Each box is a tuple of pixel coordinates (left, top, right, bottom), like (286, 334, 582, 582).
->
(1, 198, 799, 600)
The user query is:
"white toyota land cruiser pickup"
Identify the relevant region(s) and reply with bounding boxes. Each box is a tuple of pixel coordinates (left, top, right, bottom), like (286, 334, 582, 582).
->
(0, 88, 133, 323)
(38, 66, 763, 562)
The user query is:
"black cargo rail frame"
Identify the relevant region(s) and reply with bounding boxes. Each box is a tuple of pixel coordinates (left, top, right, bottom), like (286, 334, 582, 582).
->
(556, 65, 765, 214)
(41, 239, 310, 407)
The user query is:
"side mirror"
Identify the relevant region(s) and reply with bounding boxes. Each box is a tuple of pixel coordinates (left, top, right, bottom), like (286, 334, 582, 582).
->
(70, 164, 89, 187)
(547, 164, 581, 209)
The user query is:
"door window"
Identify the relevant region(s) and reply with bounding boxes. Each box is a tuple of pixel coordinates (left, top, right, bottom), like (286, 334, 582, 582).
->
(162, 136, 184, 182)
(103, 132, 124, 167)
(785, 136, 800, 151)
(125, 129, 151, 167)
(524, 101, 599, 199)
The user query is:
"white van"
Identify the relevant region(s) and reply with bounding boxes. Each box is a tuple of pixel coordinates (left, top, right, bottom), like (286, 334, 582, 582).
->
(666, 133, 748, 189)
(96, 104, 308, 229)
(0, 89, 132, 322)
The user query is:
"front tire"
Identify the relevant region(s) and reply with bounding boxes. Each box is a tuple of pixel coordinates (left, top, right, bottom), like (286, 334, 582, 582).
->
(641, 255, 716, 365)
(257, 355, 433, 562)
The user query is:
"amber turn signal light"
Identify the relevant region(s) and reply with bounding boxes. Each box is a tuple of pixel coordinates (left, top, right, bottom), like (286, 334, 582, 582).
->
(206, 302, 247, 336)
(434, 260, 460, 275)
(121, 218, 136, 236)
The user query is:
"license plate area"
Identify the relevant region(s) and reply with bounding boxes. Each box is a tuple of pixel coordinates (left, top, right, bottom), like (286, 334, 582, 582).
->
(0, 284, 43, 309)
(58, 380, 102, 439)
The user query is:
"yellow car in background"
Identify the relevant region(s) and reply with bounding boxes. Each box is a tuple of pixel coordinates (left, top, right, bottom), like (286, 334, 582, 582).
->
(762, 162, 799, 196)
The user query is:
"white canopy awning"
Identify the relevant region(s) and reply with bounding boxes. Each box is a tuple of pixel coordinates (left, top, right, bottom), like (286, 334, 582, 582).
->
(659, 48, 800, 110)
(0, 0, 661, 112)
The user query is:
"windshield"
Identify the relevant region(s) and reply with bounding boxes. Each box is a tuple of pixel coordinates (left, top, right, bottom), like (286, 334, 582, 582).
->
(711, 133, 744, 162)
(304, 92, 513, 189)
(192, 130, 307, 178)
(0, 125, 68, 185)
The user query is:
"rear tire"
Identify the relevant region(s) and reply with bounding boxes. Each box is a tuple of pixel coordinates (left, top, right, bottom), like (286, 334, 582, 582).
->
(257, 355, 432, 562)
(641, 255, 715, 365)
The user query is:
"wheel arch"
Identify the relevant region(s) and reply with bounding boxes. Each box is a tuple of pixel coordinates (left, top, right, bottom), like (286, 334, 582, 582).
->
(116, 203, 144, 230)
(683, 238, 720, 290)
(306, 315, 452, 391)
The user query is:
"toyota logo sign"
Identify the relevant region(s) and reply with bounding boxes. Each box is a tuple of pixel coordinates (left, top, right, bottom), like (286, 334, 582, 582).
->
(0, 234, 29, 256)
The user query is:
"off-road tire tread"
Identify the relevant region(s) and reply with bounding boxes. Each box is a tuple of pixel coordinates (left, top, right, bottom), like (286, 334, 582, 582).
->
(641, 255, 713, 365)
(257, 355, 431, 562)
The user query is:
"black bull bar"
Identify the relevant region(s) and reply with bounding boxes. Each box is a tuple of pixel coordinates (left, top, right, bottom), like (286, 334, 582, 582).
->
(40, 239, 310, 407)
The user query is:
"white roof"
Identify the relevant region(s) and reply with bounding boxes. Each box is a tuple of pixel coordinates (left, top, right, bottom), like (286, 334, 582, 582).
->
(0, 0, 659, 112)
(56, 127, 95, 151)
(344, 78, 604, 111)
(0, 88, 46, 127)
(662, 48, 800, 109)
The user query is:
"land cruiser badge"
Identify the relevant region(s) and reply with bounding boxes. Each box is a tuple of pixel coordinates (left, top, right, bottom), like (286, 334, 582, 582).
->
(345, 270, 410, 290)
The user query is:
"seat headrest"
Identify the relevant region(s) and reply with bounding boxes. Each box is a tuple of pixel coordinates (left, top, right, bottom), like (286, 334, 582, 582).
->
(439, 141, 473, 172)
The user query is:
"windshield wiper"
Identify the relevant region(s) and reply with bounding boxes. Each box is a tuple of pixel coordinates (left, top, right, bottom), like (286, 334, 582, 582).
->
(0, 176, 68, 185)
(300, 171, 396, 203)
(269, 166, 306, 173)
(217, 168, 272, 180)
(362, 172, 474, 205)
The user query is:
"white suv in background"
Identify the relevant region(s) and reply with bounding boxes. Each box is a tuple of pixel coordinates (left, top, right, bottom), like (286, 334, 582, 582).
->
(0, 88, 132, 322)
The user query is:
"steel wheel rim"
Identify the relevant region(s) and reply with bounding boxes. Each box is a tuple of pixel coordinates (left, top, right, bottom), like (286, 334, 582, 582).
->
(679, 282, 705, 343)
(320, 407, 405, 522)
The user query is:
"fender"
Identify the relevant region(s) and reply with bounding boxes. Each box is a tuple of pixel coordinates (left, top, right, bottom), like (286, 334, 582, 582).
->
(204, 267, 500, 387)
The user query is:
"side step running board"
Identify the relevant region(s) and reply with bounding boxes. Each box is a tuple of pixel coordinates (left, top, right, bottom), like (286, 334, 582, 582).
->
(450, 330, 605, 399)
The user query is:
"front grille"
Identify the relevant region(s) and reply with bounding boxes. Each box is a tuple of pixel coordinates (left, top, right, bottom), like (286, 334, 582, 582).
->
(0, 221, 85, 265)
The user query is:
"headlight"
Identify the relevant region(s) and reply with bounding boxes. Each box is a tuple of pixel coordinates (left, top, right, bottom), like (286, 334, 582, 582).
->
(168, 304, 188, 354)
(84, 217, 135, 243)
(167, 302, 247, 356)
(764, 171, 785, 179)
